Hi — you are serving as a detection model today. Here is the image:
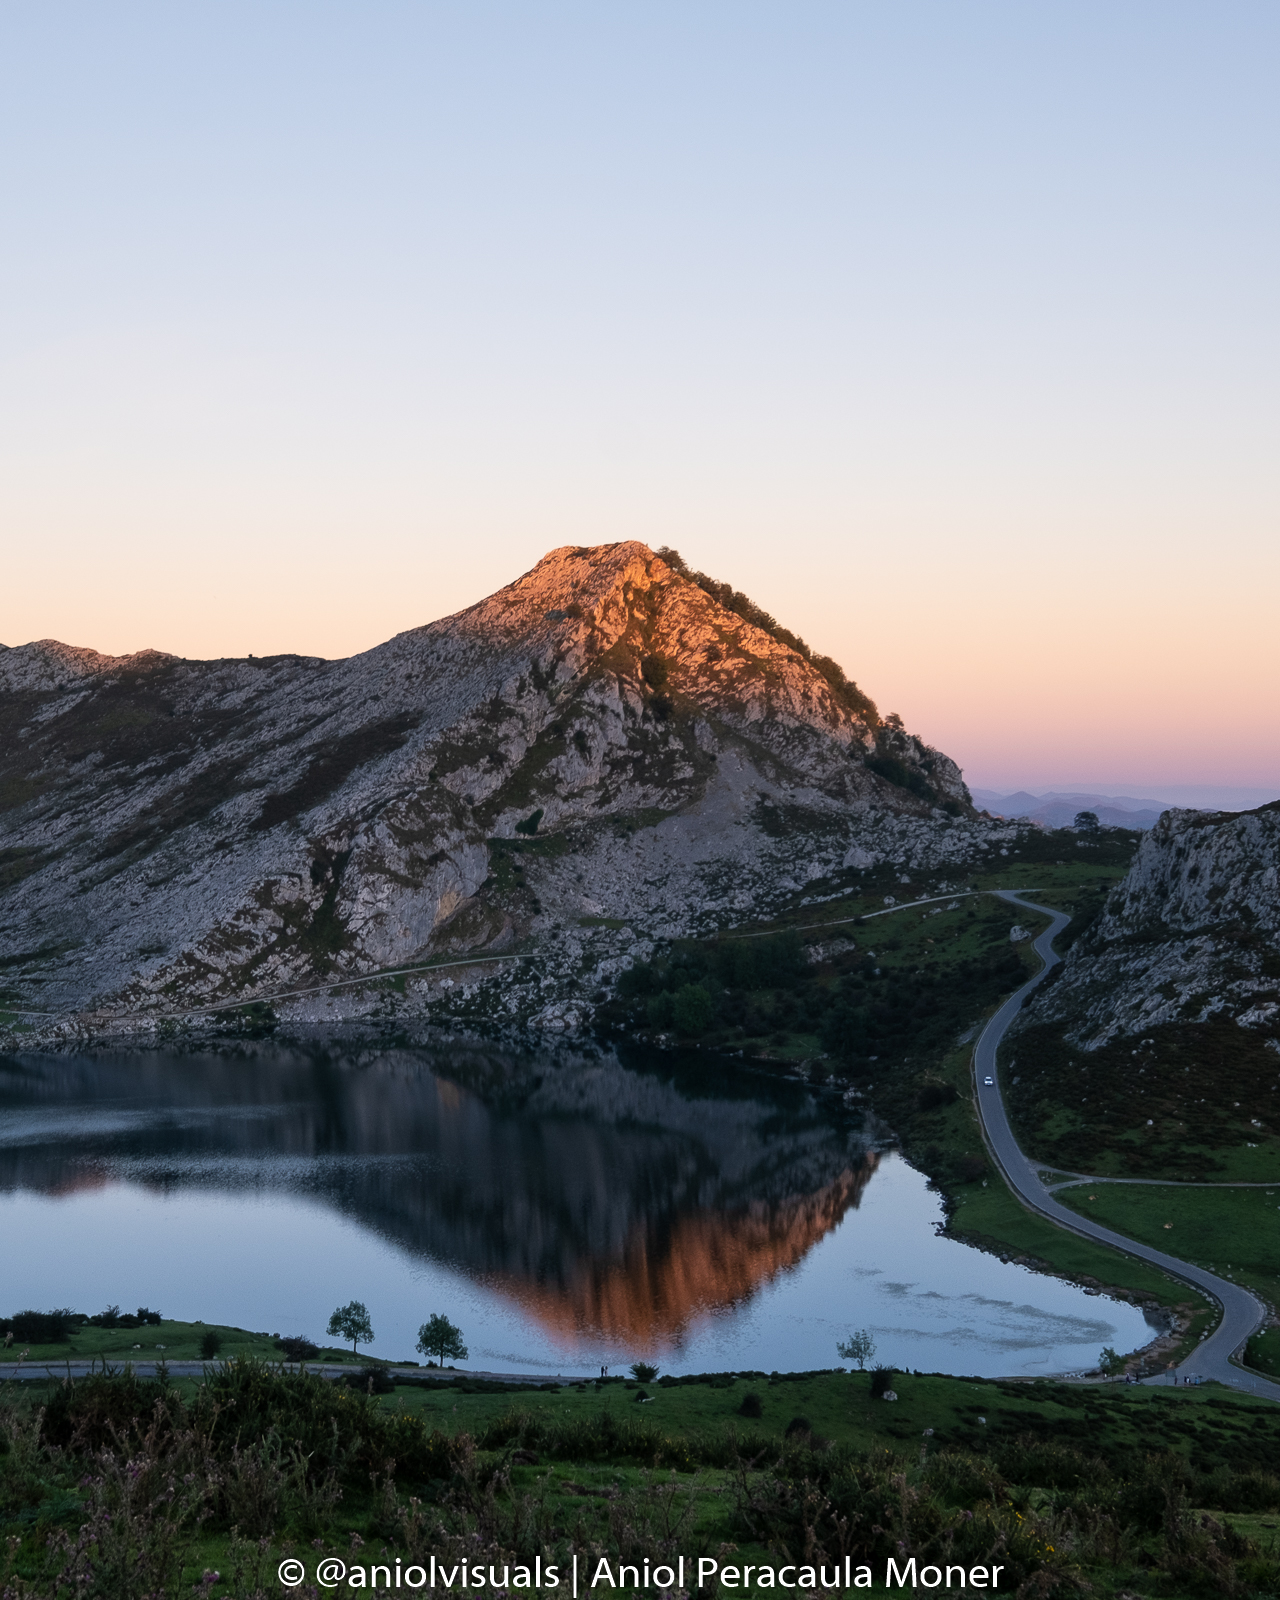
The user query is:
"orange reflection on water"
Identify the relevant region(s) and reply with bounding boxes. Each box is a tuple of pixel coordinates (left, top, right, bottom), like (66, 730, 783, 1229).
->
(494, 1155, 878, 1354)
(40, 1166, 114, 1199)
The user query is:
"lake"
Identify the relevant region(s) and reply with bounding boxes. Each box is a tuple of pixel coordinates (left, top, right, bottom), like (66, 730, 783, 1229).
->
(0, 1039, 1152, 1376)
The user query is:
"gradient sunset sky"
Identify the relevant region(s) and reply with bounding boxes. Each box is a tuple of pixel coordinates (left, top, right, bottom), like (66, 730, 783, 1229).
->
(2, 3, 1277, 795)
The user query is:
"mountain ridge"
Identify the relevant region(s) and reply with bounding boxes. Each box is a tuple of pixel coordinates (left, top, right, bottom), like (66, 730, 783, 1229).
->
(1, 541, 1010, 1041)
(971, 789, 1168, 831)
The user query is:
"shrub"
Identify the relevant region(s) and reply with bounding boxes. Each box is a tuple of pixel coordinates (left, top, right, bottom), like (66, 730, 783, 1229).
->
(713, 931, 804, 991)
(196, 1360, 455, 1484)
(630, 1362, 659, 1383)
(515, 808, 543, 836)
(869, 1366, 896, 1399)
(671, 983, 714, 1036)
(2, 1308, 77, 1343)
(343, 1367, 396, 1394)
(276, 1335, 320, 1361)
(646, 992, 675, 1029)
(953, 1153, 989, 1183)
(200, 1330, 223, 1360)
(41, 1371, 182, 1450)
(866, 752, 935, 802)
(738, 1392, 763, 1418)
(640, 654, 670, 691)
(86, 1306, 128, 1328)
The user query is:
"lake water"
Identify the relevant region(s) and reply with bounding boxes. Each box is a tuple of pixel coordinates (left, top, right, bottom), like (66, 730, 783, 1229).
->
(0, 1040, 1152, 1376)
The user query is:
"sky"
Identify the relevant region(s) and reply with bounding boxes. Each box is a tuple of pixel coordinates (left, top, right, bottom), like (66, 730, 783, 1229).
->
(2, 2, 1277, 794)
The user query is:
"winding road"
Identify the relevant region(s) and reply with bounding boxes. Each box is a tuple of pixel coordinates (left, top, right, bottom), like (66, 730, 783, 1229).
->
(974, 890, 1280, 1400)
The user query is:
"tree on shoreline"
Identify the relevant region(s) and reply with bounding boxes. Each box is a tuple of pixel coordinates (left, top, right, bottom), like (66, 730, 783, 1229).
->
(417, 1314, 468, 1367)
(327, 1301, 374, 1356)
(837, 1330, 876, 1370)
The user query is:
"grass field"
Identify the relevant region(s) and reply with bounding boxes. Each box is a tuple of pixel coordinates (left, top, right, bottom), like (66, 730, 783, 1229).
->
(1247, 1326, 1280, 1378)
(361, 1363, 1267, 1455)
(1055, 1182, 1280, 1307)
(1, 1317, 366, 1368)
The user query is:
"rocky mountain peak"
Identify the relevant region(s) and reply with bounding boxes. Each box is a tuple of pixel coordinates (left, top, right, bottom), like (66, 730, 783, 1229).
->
(396, 539, 884, 757)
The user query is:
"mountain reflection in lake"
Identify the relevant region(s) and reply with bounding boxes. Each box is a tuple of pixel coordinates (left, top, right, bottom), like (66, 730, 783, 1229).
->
(0, 1043, 1151, 1376)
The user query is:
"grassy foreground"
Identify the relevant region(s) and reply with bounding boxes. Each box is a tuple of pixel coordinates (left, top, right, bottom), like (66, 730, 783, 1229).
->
(4, 1360, 1280, 1598)
(0, 1317, 367, 1369)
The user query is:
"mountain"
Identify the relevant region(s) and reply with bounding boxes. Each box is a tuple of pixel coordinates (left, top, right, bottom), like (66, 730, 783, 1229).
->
(970, 789, 1168, 831)
(0, 541, 1002, 1041)
(1018, 800, 1280, 1049)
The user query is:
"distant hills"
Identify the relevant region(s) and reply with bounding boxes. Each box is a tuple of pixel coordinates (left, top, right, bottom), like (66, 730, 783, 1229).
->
(971, 785, 1280, 831)
(970, 789, 1170, 830)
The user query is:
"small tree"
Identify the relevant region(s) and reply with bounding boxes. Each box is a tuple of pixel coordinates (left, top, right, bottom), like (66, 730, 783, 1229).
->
(416, 1313, 468, 1367)
(1099, 1345, 1123, 1376)
(199, 1330, 223, 1360)
(1074, 810, 1100, 833)
(837, 1330, 876, 1370)
(630, 1361, 659, 1383)
(327, 1300, 374, 1356)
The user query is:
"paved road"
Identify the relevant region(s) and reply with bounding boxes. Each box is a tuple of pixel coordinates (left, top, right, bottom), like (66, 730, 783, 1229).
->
(974, 889, 1280, 1402)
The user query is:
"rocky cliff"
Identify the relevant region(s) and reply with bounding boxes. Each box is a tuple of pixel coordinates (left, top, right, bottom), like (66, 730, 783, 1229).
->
(1018, 801, 1280, 1049)
(1, 542, 997, 1040)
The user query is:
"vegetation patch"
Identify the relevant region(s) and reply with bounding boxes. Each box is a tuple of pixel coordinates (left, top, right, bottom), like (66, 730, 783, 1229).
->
(657, 547, 879, 722)
(1006, 1018, 1280, 1179)
(254, 713, 421, 831)
(1246, 1327, 1280, 1379)
(92, 756, 254, 863)
(4, 1363, 1280, 1597)
(604, 895, 1036, 1080)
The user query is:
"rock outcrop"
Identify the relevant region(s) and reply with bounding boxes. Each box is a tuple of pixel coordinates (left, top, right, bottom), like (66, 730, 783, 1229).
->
(1, 542, 997, 1039)
(1019, 802, 1280, 1049)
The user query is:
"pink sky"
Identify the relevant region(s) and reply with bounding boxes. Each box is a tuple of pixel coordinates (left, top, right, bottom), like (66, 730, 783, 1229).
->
(2, 4, 1277, 794)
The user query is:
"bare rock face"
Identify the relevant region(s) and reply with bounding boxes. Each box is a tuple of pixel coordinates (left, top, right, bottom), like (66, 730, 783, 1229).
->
(1020, 802, 1280, 1049)
(0, 542, 990, 1038)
